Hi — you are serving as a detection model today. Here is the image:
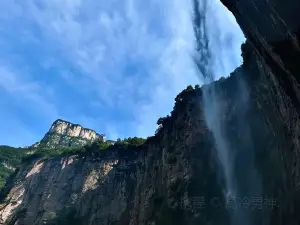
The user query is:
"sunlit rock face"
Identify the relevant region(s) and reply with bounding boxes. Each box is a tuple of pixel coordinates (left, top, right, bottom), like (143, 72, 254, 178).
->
(35, 119, 106, 149)
(0, 111, 227, 225)
(1, 1, 300, 225)
(2, 53, 300, 225)
(2, 47, 300, 224)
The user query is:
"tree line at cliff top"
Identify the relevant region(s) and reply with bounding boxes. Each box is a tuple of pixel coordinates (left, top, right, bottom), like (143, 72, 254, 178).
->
(0, 81, 230, 189)
(0, 137, 147, 188)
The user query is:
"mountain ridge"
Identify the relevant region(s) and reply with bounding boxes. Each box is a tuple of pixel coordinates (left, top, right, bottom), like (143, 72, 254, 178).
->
(0, 119, 108, 189)
(34, 119, 106, 149)
(1, 0, 300, 224)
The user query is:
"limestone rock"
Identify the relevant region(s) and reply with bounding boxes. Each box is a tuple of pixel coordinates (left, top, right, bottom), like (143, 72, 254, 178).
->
(1, 1, 300, 224)
(35, 119, 106, 149)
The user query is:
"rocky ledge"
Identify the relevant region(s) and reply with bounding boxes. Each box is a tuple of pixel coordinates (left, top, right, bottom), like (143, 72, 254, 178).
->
(34, 119, 106, 149)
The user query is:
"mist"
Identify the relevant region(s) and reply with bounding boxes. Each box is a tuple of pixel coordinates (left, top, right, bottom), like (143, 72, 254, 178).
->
(192, 0, 262, 224)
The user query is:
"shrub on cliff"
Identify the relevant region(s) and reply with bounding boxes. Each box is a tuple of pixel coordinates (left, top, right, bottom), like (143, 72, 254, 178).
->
(113, 137, 146, 150)
(122, 137, 146, 146)
(155, 115, 173, 135)
(0, 146, 28, 188)
(22, 136, 146, 163)
(175, 85, 194, 103)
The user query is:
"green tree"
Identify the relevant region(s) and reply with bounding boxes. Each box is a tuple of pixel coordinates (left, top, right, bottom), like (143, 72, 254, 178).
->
(186, 85, 194, 91)
(157, 117, 165, 125)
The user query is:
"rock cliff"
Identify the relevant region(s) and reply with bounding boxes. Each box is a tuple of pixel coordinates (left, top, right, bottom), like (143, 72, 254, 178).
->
(220, 0, 300, 224)
(0, 94, 227, 225)
(0, 0, 300, 225)
(35, 119, 106, 149)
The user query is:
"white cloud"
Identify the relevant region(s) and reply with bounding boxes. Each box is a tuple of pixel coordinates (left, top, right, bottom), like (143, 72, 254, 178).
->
(0, 63, 58, 119)
(0, 0, 244, 142)
(205, 0, 245, 77)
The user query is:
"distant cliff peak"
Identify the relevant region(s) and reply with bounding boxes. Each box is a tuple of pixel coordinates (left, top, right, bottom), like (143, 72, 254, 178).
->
(34, 119, 106, 149)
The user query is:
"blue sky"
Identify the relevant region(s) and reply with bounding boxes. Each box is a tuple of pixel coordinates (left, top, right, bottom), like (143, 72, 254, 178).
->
(0, 0, 244, 147)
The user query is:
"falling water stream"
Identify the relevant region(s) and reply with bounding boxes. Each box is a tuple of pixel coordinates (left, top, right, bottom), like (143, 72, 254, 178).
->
(192, 0, 237, 199)
(192, 0, 262, 224)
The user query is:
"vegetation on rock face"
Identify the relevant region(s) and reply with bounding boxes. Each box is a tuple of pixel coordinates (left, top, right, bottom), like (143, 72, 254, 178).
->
(45, 206, 83, 225)
(155, 84, 203, 136)
(0, 82, 224, 224)
(116, 137, 146, 146)
(0, 82, 217, 190)
(0, 146, 29, 188)
(38, 133, 97, 149)
(218, 76, 226, 81)
(0, 83, 200, 188)
(21, 137, 146, 163)
(0, 136, 146, 189)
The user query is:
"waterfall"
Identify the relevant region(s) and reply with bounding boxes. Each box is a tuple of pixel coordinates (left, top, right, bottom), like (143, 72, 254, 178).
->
(192, 0, 237, 201)
(191, 0, 262, 224)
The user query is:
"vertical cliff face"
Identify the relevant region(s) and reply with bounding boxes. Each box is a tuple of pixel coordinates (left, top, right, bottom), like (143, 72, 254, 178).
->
(2, 48, 300, 224)
(0, 95, 227, 225)
(1, 1, 300, 225)
(219, 0, 300, 224)
(35, 119, 106, 149)
(221, 0, 300, 113)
